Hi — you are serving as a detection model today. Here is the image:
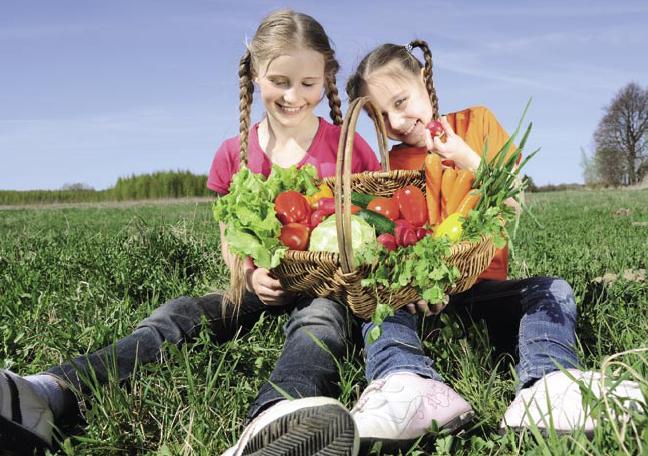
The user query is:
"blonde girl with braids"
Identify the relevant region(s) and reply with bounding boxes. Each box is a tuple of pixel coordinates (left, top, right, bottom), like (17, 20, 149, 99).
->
(345, 39, 643, 446)
(205, 9, 389, 456)
(0, 10, 379, 456)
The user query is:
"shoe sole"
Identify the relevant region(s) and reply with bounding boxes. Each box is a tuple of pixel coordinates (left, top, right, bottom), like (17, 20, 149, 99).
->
(240, 403, 358, 456)
(359, 409, 475, 454)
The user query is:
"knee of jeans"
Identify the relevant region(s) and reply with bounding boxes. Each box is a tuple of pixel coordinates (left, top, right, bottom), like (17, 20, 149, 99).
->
(286, 298, 349, 340)
(548, 278, 577, 318)
(136, 296, 196, 331)
(530, 277, 576, 312)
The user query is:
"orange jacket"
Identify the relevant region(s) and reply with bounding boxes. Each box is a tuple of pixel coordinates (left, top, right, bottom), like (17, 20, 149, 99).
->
(388, 105, 514, 281)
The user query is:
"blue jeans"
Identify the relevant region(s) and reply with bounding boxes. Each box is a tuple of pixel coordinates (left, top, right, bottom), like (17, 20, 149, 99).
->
(361, 309, 442, 382)
(247, 297, 353, 420)
(361, 277, 579, 392)
(47, 291, 353, 422)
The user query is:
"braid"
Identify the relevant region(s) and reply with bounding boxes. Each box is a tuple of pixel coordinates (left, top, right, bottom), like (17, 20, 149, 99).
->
(325, 75, 344, 125)
(238, 50, 254, 165)
(409, 40, 440, 119)
(345, 73, 361, 102)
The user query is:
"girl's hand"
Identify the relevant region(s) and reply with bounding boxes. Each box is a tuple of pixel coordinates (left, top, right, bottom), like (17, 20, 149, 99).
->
(405, 299, 448, 316)
(424, 116, 481, 171)
(244, 261, 288, 306)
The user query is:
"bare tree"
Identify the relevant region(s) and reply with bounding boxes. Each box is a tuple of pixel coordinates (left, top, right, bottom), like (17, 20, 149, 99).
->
(593, 82, 648, 185)
(580, 147, 598, 185)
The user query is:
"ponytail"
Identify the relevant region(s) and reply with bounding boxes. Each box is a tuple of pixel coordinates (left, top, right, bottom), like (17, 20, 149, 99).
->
(224, 49, 254, 312)
(408, 40, 439, 119)
(325, 75, 344, 125)
(238, 50, 254, 165)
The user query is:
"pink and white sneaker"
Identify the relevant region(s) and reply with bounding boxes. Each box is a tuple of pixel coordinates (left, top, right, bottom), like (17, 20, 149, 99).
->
(350, 372, 474, 451)
(500, 369, 645, 437)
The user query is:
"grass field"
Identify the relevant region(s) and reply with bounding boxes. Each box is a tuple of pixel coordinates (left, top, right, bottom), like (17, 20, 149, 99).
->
(1, 190, 647, 455)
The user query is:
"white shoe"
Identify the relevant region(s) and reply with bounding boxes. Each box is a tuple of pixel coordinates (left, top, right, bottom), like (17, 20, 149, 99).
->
(350, 372, 473, 451)
(222, 396, 358, 456)
(500, 369, 645, 436)
(0, 369, 54, 453)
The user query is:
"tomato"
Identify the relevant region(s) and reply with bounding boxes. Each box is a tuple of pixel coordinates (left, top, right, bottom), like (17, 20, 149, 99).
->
(377, 233, 397, 251)
(427, 120, 445, 138)
(367, 197, 400, 221)
(279, 223, 310, 250)
(394, 185, 427, 227)
(275, 191, 311, 225)
(434, 213, 464, 243)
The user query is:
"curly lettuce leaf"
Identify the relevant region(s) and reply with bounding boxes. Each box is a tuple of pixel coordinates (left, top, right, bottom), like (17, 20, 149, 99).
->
(212, 164, 319, 269)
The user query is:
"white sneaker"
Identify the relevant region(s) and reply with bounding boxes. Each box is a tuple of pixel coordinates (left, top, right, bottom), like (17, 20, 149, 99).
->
(222, 396, 358, 456)
(500, 369, 645, 436)
(0, 369, 54, 453)
(350, 372, 473, 451)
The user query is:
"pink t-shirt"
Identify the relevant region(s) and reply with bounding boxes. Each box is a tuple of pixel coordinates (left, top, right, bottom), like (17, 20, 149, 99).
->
(207, 117, 381, 194)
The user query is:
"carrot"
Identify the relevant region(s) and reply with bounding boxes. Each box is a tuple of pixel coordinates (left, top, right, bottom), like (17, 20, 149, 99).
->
(424, 153, 442, 225)
(455, 190, 481, 217)
(440, 168, 457, 219)
(446, 169, 475, 215)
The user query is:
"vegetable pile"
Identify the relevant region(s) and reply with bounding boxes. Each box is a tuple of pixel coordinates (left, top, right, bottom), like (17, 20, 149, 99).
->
(213, 105, 536, 321)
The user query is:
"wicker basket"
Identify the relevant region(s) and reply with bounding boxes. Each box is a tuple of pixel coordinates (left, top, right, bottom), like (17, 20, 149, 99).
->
(271, 97, 495, 319)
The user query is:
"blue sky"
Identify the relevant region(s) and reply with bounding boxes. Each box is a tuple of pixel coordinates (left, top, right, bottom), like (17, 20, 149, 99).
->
(1, 0, 647, 190)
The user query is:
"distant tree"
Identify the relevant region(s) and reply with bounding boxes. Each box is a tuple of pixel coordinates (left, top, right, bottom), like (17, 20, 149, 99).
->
(593, 82, 648, 185)
(61, 182, 95, 191)
(638, 160, 648, 183)
(522, 174, 538, 192)
(580, 147, 598, 185)
(595, 147, 626, 186)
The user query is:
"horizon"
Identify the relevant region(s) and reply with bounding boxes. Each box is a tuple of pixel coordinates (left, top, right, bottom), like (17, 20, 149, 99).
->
(1, 0, 647, 191)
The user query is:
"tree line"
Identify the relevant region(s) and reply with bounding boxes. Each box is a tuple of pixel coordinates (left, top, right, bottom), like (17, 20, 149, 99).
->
(6, 88, 645, 208)
(0, 170, 212, 205)
(582, 82, 648, 186)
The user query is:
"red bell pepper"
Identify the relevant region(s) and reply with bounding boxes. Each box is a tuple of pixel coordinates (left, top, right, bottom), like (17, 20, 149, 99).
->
(394, 185, 428, 227)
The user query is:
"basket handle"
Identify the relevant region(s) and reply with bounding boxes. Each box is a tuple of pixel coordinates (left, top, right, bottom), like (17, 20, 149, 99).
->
(335, 96, 391, 274)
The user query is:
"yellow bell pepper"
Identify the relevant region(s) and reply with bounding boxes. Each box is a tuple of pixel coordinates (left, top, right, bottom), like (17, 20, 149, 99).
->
(306, 183, 333, 208)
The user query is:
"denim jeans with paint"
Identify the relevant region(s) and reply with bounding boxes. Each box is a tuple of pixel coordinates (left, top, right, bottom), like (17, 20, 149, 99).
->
(361, 277, 579, 391)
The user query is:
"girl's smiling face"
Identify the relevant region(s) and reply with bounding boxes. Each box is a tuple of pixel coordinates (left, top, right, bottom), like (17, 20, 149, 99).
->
(362, 66, 434, 147)
(255, 48, 325, 130)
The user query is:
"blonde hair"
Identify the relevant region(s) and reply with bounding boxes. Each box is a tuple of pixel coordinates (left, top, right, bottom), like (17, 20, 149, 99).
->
(238, 9, 343, 164)
(346, 40, 440, 120)
(226, 10, 343, 309)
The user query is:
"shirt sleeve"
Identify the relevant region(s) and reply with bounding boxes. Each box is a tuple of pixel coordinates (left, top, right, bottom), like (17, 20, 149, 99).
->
(477, 106, 519, 164)
(207, 140, 238, 195)
(351, 132, 381, 172)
